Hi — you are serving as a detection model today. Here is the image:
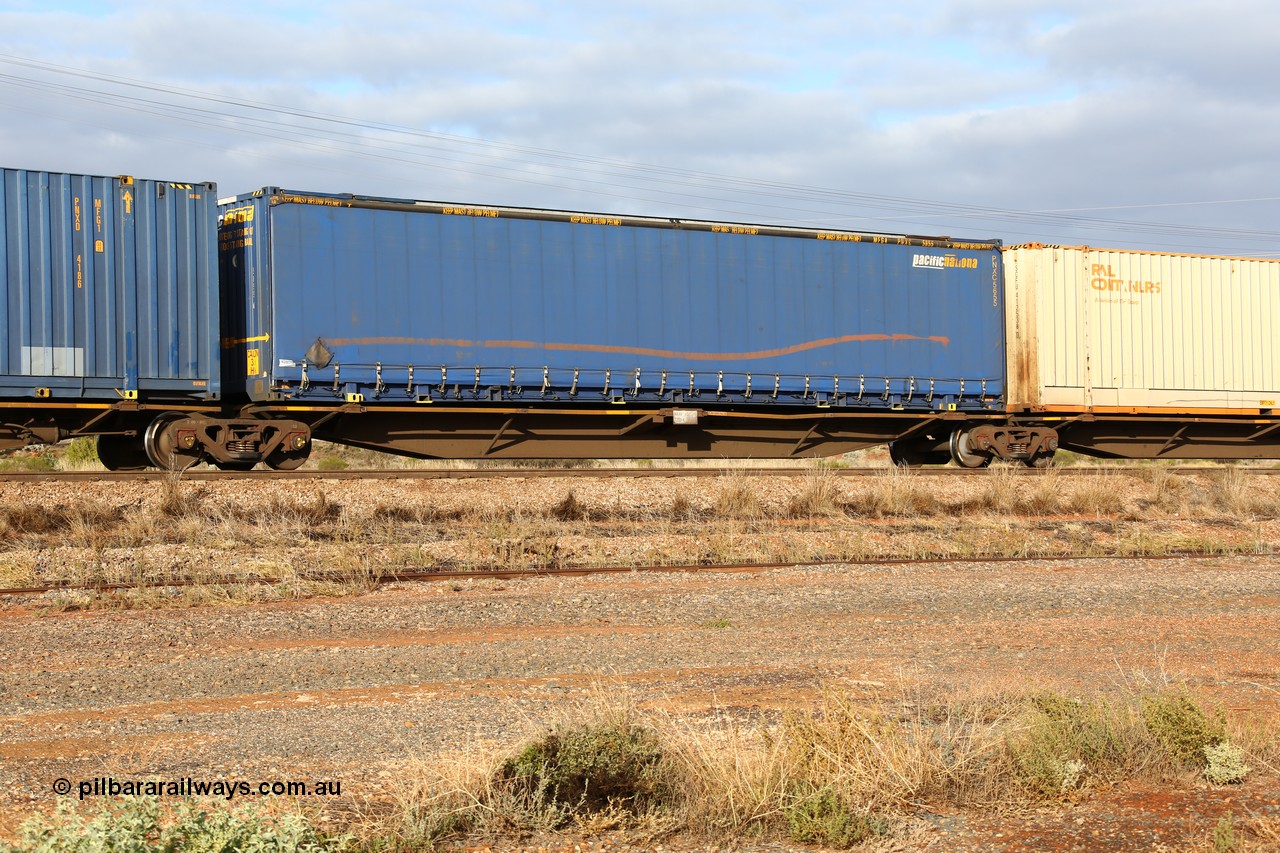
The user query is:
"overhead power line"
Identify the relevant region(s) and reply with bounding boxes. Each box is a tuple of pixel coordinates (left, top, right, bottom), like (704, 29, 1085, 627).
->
(0, 54, 1276, 254)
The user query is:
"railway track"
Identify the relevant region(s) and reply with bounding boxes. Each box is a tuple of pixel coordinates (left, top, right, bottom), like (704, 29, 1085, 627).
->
(0, 548, 1265, 597)
(0, 464, 1276, 483)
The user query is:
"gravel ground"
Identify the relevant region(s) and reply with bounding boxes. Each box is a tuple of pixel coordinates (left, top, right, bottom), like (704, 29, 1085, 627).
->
(2, 545, 1279, 850)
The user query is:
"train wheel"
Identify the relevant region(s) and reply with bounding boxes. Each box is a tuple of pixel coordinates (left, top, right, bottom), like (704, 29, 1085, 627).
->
(96, 435, 151, 472)
(143, 414, 203, 471)
(1024, 452, 1055, 468)
(264, 441, 311, 471)
(949, 429, 992, 469)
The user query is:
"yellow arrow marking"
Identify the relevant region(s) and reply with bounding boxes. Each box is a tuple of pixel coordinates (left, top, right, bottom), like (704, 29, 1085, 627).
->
(221, 333, 271, 348)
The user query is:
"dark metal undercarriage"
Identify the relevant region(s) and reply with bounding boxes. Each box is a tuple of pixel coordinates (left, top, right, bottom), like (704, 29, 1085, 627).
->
(5, 400, 1280, 471)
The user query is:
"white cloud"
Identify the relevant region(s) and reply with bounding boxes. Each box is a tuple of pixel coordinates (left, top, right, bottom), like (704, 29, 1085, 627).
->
(0, 0, 1277, 254)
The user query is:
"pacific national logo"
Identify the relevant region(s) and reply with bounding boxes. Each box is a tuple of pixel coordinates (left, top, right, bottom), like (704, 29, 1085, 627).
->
(913, 254, 978, 270)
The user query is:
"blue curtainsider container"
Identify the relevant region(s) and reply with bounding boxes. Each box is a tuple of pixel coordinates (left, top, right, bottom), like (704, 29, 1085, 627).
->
(219, 189, 1005, 412)
(0, 168, 220, 402)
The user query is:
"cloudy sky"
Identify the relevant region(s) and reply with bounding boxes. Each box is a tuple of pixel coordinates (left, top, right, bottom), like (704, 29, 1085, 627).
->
(1, 0, 1277, 255)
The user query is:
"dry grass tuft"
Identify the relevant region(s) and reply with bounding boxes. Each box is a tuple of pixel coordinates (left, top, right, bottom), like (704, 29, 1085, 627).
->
(1239, 812, 1280, 849)
(155, 477, 200, 519)
(956, 465, 1020, 515)
(1063, 472, 1128, 516)
(257, 491, 343, 527)
(667, 494, 696, 522)
(1145, 466, 1194, 515)
(1213, 467, 1253, 517)
(713, 474, 763, 521)
(846, 469, 940, 518)
(1025, 467, 1063, 515)
(367, 502, 436, 524)
(786, 470, 845, 518)
(1208, 467, 1280, 518)
(762, 686, 938, 845)
(0, 503, 68, 535)
(550, 490, 590, 522)
(0, 500, 124, 539)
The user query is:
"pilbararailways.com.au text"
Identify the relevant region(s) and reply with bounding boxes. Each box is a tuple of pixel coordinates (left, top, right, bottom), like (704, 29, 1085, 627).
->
(54, 777, 342, 801)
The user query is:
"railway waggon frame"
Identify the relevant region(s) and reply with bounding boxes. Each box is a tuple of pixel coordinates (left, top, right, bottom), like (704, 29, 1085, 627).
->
(2, 168, 1279, 470)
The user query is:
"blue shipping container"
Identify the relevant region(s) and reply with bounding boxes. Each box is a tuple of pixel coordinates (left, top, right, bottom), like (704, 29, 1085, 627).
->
(0, 168, 219, 401)
(219, 189, 1005, 411)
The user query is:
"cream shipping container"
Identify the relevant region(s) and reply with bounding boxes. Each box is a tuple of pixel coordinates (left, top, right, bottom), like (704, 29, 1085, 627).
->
(997, 244, 1280, 460)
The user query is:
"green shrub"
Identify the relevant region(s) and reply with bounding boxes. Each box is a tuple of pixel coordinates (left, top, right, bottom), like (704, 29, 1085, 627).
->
(1051, 450, 1083, 467)
(4, 798, 335, 852)
(61, 438, 101, 470)
(1006, 692, 1137, 798)
(1213, 814, 1239, 852)
(0, 452, 57, 472)
(784, 785, 884, 848)
(497, 722, 670, 826)
(1141, 691, 1226, 766)
(316, 455, 349, 471)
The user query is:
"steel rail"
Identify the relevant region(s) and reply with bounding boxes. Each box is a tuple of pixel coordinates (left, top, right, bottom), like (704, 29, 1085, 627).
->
(1, 549, 1266, 597)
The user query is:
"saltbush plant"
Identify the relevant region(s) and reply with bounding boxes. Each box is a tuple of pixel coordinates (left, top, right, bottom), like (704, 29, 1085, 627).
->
(1203, 741, 1250, 785)
(3, 798, 336, 853)
(1005, 692, 1140, 799)
(783, 785, 887, 848)
(497, 721, 671, 827)
(1141, 690, 1227, 766)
